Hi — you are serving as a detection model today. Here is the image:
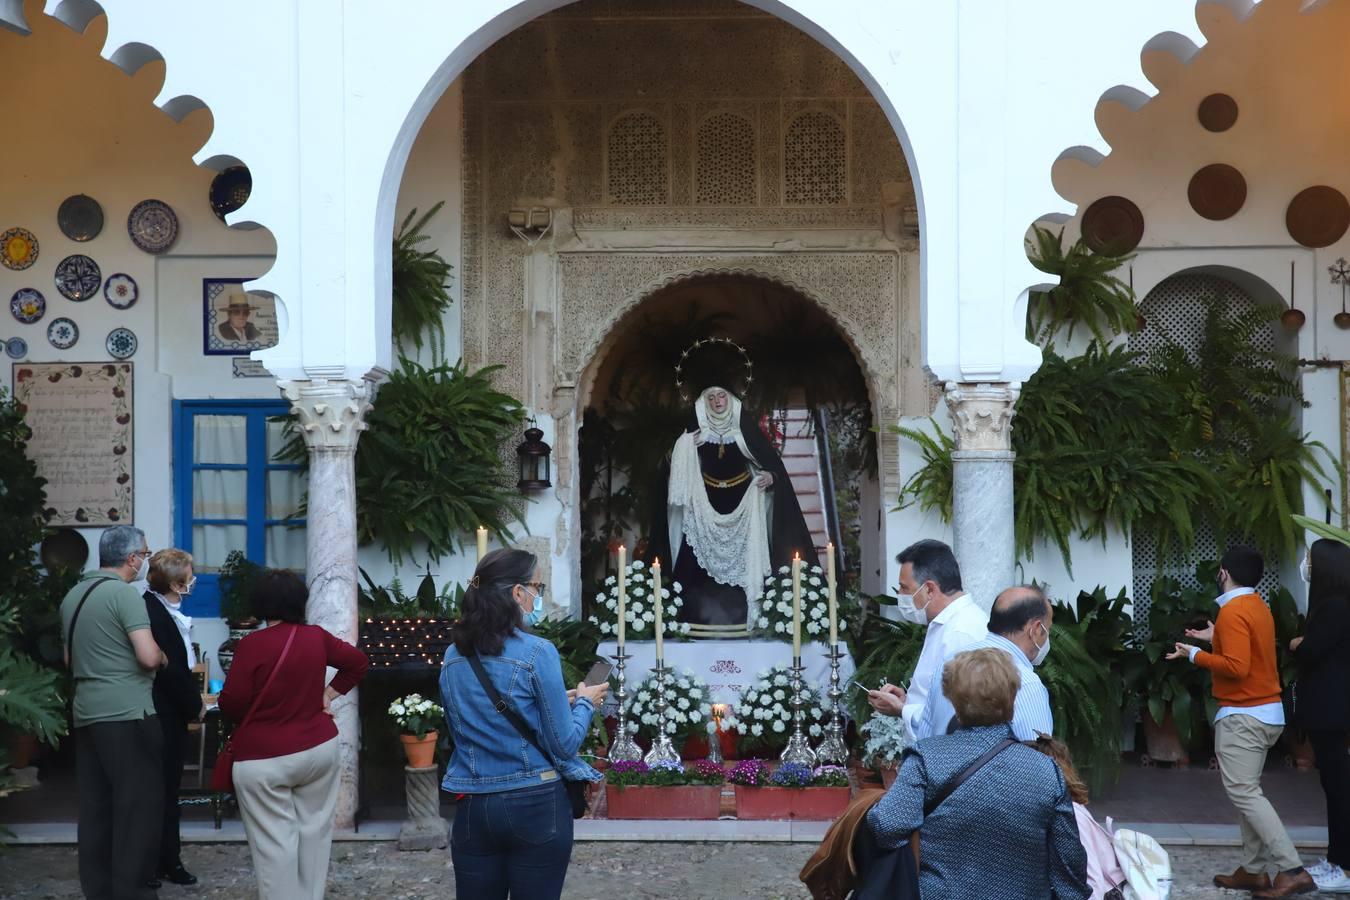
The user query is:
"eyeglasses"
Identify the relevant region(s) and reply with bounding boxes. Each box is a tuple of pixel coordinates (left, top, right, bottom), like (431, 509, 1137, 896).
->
(523, 582, 547, 595)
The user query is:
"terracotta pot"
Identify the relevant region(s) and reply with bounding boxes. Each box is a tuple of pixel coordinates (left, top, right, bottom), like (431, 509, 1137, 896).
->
(1141, 708, 1187, 765)
(6, 733, 39, 769)
(879, 765, 899, 789)
(734, 785, 852, 820)
(401, 731, 438, 769)
(606, 784, 722, 820)
(681, 734, 710, 760)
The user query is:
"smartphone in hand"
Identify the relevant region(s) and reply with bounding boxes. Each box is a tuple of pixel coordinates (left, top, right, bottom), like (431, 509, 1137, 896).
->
(583, 659, 614, 687)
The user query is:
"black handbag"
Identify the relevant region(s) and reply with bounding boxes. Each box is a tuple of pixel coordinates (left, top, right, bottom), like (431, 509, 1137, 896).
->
(465, 652, 589, 819)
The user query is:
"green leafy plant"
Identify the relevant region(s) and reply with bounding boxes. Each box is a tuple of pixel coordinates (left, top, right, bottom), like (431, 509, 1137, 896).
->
(217, 550, 264, 624)
(1130, 571, 1219, 749)
(1269, 585, 1305, 689)
(529, 617, 602, 688)
(358, 568, 463, 619)
(858, 711, 909, 768)
(277, 360, 527, 564)
(1294, 514, 1350, 546)
(1025, 225, 1138, 346)
(0, 598, 67, 798)
(894, 418, 954, 522)
(392, 202, 454, 361)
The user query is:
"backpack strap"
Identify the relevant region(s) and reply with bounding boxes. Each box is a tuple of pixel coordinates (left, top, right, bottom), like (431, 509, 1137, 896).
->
(924, 737, 1017, 817)
(66, 577, 117, 668)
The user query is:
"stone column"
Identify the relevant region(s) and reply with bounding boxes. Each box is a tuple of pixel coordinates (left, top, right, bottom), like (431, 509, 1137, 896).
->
(280, 378, 373, 830)
(944, 382, 1019, 611)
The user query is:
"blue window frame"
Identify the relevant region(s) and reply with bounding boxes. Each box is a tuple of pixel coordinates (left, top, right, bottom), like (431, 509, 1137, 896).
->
(173, 400, 305, 617)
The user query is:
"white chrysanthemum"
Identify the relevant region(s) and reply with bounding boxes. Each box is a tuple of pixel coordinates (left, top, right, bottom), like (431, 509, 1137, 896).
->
(751, 723, 764, 737)
(757, 617, 770, 628)
(774, 674, 789, 687)
(681, 623, 693, 633)
(690, 710, 702, 721)
(632, 560, 646, 570)
(771, 720, 786, 733)
(643, 611, 655, 622)
(674, 711, 688, 724)
(777, 602, 790, 615)
(637, 691, 650, 702)
(676, 697, 690, 710)
(773, 622, 786, 633)
(604, 576, 616, 586)
(641, 713, 656, 725)
(778, 566, 789, 574)
(773, 689, 786, 701)
(806, 622, 821, 635)
(780, 578, 792, 588)
(808, 591, 819, 601)
(672, 581, 683, 592)
(744, 690, 759, 703)
(809, 723, 823, 737)
(706, 720, 717, 734)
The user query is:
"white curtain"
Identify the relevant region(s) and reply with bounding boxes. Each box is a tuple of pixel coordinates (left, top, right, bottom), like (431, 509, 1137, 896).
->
(192, 415, 248, 569)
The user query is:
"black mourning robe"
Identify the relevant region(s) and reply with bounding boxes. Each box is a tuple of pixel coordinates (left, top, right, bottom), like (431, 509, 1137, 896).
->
(650, 407, 816, 627)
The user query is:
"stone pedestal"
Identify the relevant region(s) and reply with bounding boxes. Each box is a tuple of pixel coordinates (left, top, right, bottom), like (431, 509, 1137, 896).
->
(280, 377, 373, 830)
(944, 382, 1019, 611)
(398, 766, 449, 851)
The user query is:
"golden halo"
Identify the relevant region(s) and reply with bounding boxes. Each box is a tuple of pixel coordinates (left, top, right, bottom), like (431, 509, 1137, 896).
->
(674, 337, 754, 402)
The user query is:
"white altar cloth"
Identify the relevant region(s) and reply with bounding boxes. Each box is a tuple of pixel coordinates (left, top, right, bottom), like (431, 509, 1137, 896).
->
(595, 640, 855, 706)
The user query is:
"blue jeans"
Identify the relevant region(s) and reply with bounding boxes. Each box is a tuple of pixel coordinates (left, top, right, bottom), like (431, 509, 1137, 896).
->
(450, 779, 574, 899)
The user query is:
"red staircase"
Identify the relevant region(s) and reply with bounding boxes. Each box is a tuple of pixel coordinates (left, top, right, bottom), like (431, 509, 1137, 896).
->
(776, 409, 830, 566)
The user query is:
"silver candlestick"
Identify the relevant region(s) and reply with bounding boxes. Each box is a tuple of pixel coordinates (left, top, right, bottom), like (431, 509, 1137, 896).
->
(780, 656, 818, 766)
(644, 660, 682, 765)
(814, 642, 848, 764)
(608, 647, 642, 762)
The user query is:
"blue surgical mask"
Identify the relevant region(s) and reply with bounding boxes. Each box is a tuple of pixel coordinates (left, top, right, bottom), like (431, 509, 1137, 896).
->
(522, 586, 544, 626)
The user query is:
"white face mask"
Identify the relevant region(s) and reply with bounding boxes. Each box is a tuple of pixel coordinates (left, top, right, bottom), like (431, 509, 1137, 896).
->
(895, 584, 930, 626)
(1030, 620, 1051, 667)
(135, 554, 150, 582)
(1300, 555, 1312, 585)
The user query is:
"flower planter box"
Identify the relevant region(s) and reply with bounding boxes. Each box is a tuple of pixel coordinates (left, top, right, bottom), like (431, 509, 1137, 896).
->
(734, 785, 851, 820)
(606, 784, 722, 820)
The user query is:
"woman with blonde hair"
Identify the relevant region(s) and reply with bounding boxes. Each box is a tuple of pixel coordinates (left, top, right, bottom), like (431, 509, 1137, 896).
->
(143, 548, 205, 888)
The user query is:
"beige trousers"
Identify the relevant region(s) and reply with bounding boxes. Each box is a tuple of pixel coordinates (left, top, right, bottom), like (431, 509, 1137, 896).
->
(233, 737, 340, 900)
(1214, 714, 1301, 874)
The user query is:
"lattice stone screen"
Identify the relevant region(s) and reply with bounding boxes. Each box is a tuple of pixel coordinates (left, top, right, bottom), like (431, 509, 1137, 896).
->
(606, 111, 670, 206)
(1126, 272, 1279, 628)
(696, 112, 756, 205)
(784, 111, 846, 205)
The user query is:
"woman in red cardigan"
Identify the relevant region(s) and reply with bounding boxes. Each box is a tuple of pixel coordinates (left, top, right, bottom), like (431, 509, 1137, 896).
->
(218, 570, 368, 900)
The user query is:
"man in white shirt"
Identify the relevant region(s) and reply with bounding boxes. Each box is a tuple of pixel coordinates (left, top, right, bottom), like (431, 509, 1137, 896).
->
(866, 539, 988, 742)
(915, 584, 1056, 741)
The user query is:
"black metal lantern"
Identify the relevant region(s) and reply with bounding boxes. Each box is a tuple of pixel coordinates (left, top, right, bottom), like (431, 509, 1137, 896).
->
(516, 422, 551, 490)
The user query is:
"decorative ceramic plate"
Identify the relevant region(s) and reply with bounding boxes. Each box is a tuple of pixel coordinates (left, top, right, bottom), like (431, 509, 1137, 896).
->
(10, 288, 46, 324)
(105, 326, 137, 359)
(55, 254, 102, 301)
(127, 199, 179, 254)
(210, 166, 252, 220)
(5, 336, 27, 359)
(58, 195, 104, 242)
(103, 273, 139, 309)
(47, 317, 78, 350)
(1, 227, 38, 270)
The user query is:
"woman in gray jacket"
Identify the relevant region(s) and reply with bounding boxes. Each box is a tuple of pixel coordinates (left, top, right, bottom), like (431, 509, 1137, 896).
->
(866, 648, 1090, 900)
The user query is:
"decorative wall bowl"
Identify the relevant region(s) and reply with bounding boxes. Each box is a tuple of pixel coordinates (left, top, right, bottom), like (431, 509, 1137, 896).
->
(55, 254, 102, 301)
(103, 273, 139, 309)
(58, 195, 104, 242)
(10, 288, 46, 323)
(47, 317, 79, 350)
(5, 336, 27, 359)
(1334, 311, 1350, 330)
(1, 227, 38, 270)
(105, 327, 137, 360)
(1280, 308, 1306, 330)
(127, 199, 179, 254)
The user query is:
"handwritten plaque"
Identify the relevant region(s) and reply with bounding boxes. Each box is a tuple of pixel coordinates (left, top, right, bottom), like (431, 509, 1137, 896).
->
(14, 363, 133, 526)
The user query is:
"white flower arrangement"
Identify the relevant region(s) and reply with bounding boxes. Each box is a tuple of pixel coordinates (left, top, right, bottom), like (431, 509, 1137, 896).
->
(721, 666, 832, 751)
(587, 559, 691, 640)
(751, 564, 834, 643)
(859, 710, 910, 768)
(626, 668, 714, 745)
(388, 692, 445, 739)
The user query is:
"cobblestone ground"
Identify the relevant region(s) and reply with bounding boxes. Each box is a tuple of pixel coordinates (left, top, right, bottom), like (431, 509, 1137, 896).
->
(0, 842, 1323, 899)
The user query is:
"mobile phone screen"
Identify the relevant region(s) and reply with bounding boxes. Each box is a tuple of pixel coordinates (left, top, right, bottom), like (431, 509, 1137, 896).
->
(848, 680, 870, 694)
(583, 659, 613, 686)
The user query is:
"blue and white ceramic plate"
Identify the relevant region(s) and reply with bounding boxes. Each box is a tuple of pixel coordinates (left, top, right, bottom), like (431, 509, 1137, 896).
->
(47, 317, 78, 350)
(10, 288, 45, 323)
(5, 336, 27, 359)
(55, 254, 102, 301)
(103, 273, 138, 309)
(105, 326, 137, 359)
(127, 199, 178, 254)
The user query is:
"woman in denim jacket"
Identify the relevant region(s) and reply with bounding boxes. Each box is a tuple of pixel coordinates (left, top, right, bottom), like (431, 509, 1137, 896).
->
(439, 548, 609, 899)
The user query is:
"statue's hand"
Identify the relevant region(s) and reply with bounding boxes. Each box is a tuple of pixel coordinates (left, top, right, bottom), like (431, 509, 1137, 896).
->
(755, 472, 773, 489)
(691, 428, 705, 445)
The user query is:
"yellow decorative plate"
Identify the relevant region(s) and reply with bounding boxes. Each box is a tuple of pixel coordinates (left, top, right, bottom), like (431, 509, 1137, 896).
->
(1, 227, 38, 271)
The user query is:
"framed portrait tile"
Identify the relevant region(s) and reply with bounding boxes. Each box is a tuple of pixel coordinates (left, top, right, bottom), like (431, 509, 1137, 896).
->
(203, 278, 278, 356)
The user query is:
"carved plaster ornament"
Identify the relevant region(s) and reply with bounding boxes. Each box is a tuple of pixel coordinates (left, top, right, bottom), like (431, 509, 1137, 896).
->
(279, 378, 374, 451)
(943, 382, 1020, 452)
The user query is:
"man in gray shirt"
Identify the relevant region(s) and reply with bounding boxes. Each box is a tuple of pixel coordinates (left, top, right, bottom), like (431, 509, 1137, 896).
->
(60, 526, 166, 900)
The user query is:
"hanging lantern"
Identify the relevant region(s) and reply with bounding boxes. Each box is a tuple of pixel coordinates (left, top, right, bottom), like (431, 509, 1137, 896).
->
(516, 421, 552, 491)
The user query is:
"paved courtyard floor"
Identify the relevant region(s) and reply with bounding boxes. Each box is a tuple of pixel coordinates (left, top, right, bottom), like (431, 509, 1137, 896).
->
(0, 842, 1329, 899)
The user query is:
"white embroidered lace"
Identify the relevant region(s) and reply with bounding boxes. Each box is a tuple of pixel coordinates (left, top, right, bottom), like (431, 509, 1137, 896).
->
(668, 431, 772, 612)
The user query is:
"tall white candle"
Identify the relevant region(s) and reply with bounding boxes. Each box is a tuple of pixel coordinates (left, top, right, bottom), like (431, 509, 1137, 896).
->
(476, 526, 488, 561)
(791, 553, 802, 658)
(652, 558, 664, 660)
(827, 542, 838, 646)
(617, 545, 627, 648)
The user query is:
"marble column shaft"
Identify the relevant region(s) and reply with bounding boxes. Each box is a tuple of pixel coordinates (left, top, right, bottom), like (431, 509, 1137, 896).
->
(280, 377, 373, 831)
(944, 382, 1019, 612)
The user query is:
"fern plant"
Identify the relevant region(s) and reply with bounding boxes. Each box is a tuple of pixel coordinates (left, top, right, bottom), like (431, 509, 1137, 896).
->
(277, 360, 526, 564)
(392, 201, 454, 361)
(1026, 225, 1138, 346)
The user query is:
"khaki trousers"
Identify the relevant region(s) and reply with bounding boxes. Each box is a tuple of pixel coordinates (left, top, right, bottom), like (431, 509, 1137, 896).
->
(1214, 714, 1301, 874)
(233, 737, 340, 900)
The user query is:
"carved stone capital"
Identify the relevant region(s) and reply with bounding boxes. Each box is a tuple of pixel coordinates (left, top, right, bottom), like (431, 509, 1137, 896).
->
(279, 378, 373, 453)
(943, 382, 1019, 452)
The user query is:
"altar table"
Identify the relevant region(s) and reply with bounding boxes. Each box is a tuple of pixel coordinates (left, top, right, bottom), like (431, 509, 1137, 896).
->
(595, 639, 855, 706)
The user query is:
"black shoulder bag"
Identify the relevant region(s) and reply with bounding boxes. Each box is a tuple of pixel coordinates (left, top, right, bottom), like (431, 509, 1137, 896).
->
(908, 737, 1018, 866)
(465, 653, 590, 819)
(66, 577, 116, 667)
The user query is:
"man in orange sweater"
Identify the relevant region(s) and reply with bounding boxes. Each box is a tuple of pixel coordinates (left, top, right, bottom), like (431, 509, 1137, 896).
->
(1169, 545, 1314, 897)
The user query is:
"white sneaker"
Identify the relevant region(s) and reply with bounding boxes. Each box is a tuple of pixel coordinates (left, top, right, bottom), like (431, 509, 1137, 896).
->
(1314, 867, 1350, 893)
(1309, 857, 1334, 877)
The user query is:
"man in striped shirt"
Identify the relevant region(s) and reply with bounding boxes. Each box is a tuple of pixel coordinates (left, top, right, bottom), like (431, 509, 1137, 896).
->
(916, 584, 1056, 741)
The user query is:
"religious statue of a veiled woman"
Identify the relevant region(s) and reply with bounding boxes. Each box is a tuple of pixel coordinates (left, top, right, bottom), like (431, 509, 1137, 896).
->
(652, 378, 816, 629)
